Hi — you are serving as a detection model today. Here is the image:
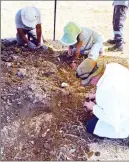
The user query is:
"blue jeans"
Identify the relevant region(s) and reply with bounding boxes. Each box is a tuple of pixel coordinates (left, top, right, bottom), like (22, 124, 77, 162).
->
(86, 116, 99, 134)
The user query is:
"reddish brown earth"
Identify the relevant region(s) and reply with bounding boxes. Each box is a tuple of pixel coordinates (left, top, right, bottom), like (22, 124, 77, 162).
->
(1, 40, 129, 161)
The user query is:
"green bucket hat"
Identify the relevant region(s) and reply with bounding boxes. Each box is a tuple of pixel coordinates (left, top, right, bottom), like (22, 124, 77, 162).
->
(61, 22, 82, 46)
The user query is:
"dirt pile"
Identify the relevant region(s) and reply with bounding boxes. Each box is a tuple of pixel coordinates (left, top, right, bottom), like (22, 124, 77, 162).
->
(1, 40, 129, 160)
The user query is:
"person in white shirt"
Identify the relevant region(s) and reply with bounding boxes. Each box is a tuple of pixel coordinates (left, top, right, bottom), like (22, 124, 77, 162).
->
(76, 58, 129, 139)
(61, 22, 104, 69)
(15, 6, 45, 50)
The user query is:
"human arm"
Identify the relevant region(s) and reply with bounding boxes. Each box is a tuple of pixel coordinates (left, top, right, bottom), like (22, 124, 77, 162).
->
(70, 40, 83, 70)
(17, 28, 29, 44)
(35, 9, 46, 45)
(74, 40, 83, 60)
(83, 100, 95, 113)
(36, 24, 42, 45)
(88, 31, 103, 61)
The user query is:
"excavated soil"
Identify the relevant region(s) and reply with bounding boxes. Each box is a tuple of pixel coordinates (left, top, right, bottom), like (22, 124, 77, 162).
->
(1, 39, 129, 161)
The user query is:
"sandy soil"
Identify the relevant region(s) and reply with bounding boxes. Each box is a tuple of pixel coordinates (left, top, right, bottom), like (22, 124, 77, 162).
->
(1, 1, 129, 161)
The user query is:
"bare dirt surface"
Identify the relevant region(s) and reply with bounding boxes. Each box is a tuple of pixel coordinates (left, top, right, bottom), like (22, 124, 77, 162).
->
(1, 39, 129, 161)
(1, 1, 129, 161)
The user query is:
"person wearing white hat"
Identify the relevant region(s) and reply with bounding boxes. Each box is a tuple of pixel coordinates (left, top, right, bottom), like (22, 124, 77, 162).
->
(61, 22, 104, 69)
(76, 58, 129, 138)
(15, 6, 44, 49)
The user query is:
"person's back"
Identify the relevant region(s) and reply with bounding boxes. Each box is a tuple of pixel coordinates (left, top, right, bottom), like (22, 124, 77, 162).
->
(78, 27, 102, 51)
(94, 63, 129, 138)
(76, 58, 129, 138)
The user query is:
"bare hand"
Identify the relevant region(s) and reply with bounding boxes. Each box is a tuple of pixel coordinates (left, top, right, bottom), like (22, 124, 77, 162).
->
(88, 93, 96, 103)
(71, 62, 77, 70)
(68, 48, 73, 56)
(27, 41, 36, 50)
(83, 101, 95, 112)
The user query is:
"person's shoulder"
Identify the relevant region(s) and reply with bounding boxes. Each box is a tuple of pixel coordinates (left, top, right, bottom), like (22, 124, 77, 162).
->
(80, 27, 91, 35)
(106, 63, 129, 75)
(15, 9, 22, 17)
(15, 9, 23, 26)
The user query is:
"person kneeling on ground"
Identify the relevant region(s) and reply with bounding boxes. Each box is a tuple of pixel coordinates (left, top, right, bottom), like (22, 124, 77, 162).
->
(61, 22, 104, 69)
(76, 58, 129, 139)
(15, 6, 45, 50)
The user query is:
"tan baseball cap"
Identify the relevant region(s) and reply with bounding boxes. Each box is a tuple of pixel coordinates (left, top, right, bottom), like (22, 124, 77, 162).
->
(76, 58, 105, 86)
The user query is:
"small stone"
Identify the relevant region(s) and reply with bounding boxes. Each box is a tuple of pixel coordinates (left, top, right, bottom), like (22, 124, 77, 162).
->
(57, 57, 61, 62)
(95, 152, 100, 156)
(16, 68, 27, 78)
(1, 43, 5, 50)
(29, 84, 36, 91)
(17, 87, 21, 90)
(13, 55, 19, 60)
(18, 101, 21, 104)
(22, 121, 25, 125)
(43, 94, 47, 98)
(43, 45, 48, 50)
(44, 143, 51, 150)
(87, 151, 94, 158)
(30, 141, 34, 145)
(10, 51, 13, 54)
(1, 51, 7, 55)
(17, 62, 21, 66)
(31, 134, 35, 137)
(69, 148, 76, 153)
(15, 47, 20, 53)
(6, 62, 12, 67)
(16, 71, 24, 78)
(33, 149, 41, 155)
(61, 82, 69, 88)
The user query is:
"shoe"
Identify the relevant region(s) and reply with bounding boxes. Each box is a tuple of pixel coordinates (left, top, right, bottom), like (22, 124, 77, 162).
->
(107, 39, 116, 45)
(108, 45, 123, 52)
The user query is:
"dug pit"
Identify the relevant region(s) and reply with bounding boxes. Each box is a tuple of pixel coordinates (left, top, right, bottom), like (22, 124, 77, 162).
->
(1, 40, 129, 160)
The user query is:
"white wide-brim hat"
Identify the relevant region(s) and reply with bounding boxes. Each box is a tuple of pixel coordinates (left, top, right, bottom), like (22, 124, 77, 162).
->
(21, 6, 39, 28)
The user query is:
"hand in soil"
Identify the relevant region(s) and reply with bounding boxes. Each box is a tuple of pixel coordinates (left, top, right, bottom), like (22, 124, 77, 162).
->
(71, 62, 78, 70)
(88, 93, 96, 103)
(68, 46, 73, 56)
(83, 100, 95, 112)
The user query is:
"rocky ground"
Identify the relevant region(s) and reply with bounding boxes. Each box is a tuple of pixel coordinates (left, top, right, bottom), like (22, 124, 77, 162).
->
(1, 1, 129, 160)
(1, 38, 129, 161)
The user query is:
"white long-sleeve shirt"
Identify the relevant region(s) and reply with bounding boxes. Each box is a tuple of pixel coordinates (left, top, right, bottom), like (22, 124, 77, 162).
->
(93, 63, 129, 138)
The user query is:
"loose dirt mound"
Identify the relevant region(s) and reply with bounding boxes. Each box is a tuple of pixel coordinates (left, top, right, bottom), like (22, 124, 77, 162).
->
(1, 40, 129, 160)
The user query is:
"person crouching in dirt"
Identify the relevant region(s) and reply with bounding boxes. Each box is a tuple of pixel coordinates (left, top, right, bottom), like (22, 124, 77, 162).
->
(76, 58, 129, 139)
(15, 6, 45, 50)
(61, 22, 104, 70)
